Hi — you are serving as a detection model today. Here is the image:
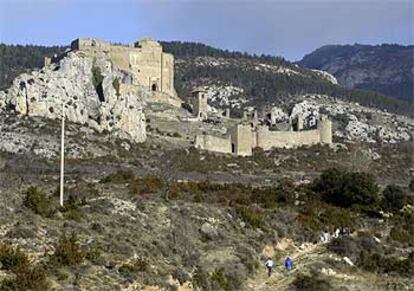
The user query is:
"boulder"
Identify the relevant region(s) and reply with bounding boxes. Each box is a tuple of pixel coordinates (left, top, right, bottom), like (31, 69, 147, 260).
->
(0, 52, 146, 143)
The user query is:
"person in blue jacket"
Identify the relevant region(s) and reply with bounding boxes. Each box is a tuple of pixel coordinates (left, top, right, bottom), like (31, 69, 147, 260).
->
(284, 256, 293, 275)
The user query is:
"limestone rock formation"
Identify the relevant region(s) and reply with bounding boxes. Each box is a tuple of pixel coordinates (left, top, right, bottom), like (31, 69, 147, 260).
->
(0, 52, 146, 143)
(290, 96, 413, 143)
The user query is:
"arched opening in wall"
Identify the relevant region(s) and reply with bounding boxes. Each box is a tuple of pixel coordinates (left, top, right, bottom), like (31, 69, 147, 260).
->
(151, 84, 157, 92)
(231, 143, 235, 153)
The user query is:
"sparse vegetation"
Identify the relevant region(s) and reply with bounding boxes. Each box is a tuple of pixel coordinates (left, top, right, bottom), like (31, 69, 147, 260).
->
(0, 243, 30, 272)
(50, 232, 84, 266)
(292, 273, 332, 291)
(23, 186, 55, 218)
(112, 77, 120, 96)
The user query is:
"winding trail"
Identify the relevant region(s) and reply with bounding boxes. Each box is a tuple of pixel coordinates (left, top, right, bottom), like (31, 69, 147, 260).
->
(245, 242, 325, 291)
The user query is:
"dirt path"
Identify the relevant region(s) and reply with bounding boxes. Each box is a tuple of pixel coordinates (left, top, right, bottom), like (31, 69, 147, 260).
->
(245, 242, 325, 291)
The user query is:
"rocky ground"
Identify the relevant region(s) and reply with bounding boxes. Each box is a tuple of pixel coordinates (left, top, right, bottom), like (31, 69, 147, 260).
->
(0, 106, 413, 290)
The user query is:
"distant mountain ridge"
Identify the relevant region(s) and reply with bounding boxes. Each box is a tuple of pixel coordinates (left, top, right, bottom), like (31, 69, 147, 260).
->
(299, 44, 414, 103)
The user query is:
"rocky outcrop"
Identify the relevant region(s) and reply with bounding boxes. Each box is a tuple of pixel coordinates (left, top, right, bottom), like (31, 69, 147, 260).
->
(0, 52, 146, 143)
(290, 96, 413, 143)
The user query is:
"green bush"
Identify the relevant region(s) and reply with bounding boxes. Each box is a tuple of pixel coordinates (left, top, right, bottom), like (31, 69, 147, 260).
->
(0, 243, 30, 272)
(1, 265, 49, 291)
(129, 176, 164, 195)
(388, 211, 414, 246)
(112, 77, 120, 96)
(118, 257, 149, 280)
(292, 273, 331, 291)
(409, 179, 414, 193)
(311, 168, 379, 208)
(99, 169, 135, 184)
(235, 206, 265, 228)
(382, 185, 406, 212)
(50, 232, 84, 266)
(210, 268, 231, 291)
(23, 186, 55, 218)
(357, 251, 414, 276)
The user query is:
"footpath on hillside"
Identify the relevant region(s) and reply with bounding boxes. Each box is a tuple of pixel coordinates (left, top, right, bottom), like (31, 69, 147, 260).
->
(245, 240, 325, 291)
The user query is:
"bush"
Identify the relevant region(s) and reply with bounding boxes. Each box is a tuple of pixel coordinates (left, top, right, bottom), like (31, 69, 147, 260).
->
(23, 186, 55, 218)
(292, 273, 331, 291)
(409, 179, 414, 193)
(311, 168, 379, 208)
(1, 265, 49, 291)
(382, 185, 406, 212)
(118, 257, 149, 280)
(129, 176, 164, 195)
(50, 232, 84, 266)
(112, 77, 120, 96)
(0, 243, 30, 272)
(388, 211, 414, 246)
(99, 169, 135, 184)
(298, 202, 356, 233)
(210, 266, 244, 291)
(235, 206, 265, 228)
(357, 250, 414, 276)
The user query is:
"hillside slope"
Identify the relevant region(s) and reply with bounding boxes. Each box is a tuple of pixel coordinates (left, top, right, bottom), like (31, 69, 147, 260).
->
(299, 44, 414, 103)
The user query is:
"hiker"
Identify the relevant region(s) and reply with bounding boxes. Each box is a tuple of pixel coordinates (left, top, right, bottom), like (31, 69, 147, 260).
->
(333, 228, 340, 238)
(264, 257, 274, 277)
(285, 256, 293, 275)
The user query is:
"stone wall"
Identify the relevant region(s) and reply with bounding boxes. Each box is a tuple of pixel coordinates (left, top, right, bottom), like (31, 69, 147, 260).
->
(255, 127, 321, 150)
(194, 134, 232, 154)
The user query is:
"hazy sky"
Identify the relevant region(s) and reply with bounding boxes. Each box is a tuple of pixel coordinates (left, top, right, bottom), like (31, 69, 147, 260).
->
(0, 0, 412, 60)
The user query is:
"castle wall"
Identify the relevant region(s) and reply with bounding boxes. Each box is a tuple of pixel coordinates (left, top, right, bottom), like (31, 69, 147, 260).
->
(256, 127, 321, 150)
(194, 134, 232, 154)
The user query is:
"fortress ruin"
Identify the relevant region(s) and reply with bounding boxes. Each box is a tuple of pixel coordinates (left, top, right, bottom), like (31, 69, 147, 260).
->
(69, 38, 181, 106)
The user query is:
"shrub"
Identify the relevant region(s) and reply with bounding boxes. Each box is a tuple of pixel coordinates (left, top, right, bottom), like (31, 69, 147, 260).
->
(129, 176, 164, 195)
(91, 65, 104, 101)
(0, 243, 30, 272)
(235, 206, 265, 228)
(210, 268, 231, 291)
(118, 257, 149, 280)
(409, 179, 414, 193)
(1, 265, 49, 291)
(357, 251, 414, 276)
(298, 202, 356, 233)
(292, 273, 331, 291)
(50, 232, 84, 266)
(99, 169, 135, 184)
(60, 195, 84, 222)
(388, 211, 414, 246)
(311, 168, 379, 208)
(112, 77, 120, 96)
(382, 185, 406, 212)
(23, 186, 55, 218)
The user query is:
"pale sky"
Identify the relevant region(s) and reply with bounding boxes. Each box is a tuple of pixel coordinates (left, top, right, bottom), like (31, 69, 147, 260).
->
(0, 0, 412, 60)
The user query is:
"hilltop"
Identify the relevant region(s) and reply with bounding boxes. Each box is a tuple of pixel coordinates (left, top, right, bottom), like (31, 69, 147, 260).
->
(299, 44, 414, 103)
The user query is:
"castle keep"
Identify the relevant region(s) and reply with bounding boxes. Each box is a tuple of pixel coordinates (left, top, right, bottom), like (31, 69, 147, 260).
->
(71, 38, 176, 97)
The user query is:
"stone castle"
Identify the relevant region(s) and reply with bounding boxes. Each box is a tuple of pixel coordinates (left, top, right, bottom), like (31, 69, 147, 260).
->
(1, 36, 332, 154)
(67, 38, 333, 155)
(70, 38, 176, 97)
(192, 88, 332, 156)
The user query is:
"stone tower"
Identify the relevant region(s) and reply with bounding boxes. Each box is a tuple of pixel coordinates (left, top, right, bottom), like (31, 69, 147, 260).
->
(229, 124, 253, 156)
(318, 114, 333, 144)
(192, 88, 208, 121)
